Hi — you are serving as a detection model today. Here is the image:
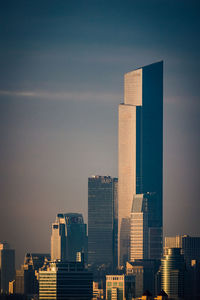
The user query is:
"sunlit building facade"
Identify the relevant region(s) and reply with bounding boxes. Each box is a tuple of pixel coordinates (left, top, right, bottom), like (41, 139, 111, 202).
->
(39, 261, 93, 300)
(118, 62, 163, 265)
(161, 248, 184, 300)
(164, 236, 182, 255)
(130, 194, 148, 261)
(106, 274, 135, 300)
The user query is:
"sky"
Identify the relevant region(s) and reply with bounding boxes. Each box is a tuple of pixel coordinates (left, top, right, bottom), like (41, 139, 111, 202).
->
(0, 0, 200, 267)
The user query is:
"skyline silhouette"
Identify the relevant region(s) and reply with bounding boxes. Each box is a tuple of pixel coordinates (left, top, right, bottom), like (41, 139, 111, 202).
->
(0, 0, 200, 267)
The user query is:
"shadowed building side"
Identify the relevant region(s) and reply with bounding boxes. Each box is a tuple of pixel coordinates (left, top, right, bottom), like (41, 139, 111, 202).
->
(0, 242, 15, 294)
(118, 62, 163, 266)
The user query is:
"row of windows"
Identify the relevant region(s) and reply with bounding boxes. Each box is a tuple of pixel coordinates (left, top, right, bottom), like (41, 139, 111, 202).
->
(106, 276, 124, 280)
(107, 281, 123, 287)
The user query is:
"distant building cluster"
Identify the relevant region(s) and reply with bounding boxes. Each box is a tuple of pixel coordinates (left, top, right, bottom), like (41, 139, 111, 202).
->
(51, 212, 88, 263)
(1, 62, 200, 299)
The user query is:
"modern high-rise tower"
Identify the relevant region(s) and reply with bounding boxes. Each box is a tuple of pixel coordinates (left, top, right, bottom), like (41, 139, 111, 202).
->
(118, 62, 163, 266)
(88, 176, 118, 270)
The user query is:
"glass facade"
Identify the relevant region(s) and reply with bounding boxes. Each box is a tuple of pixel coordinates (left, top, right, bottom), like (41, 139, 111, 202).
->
(39, 261, 93, 300)
(51, 213, 87, 263)
(161, 248, 184, 299)
(136, 63, 163, 231)
(88, 176, 118, 270)
(0, 242, 15, 294)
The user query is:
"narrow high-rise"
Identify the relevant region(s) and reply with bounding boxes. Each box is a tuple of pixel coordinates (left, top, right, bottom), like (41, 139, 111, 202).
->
(118, 62, 163, 265)
(0, 242, 15, 294)
(88, 176, 118, 270)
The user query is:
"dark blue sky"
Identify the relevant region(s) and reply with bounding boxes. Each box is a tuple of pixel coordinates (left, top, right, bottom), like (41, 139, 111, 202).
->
(0, 0, 200, 266)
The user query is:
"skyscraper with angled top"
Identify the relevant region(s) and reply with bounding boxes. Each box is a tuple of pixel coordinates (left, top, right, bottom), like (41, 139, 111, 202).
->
(118, 61, 163, 266)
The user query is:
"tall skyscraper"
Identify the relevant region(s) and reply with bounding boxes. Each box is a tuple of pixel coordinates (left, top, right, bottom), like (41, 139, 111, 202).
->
(51, 213, 87, 262)
(0, 242, 15, 294)
(88, 176, 118, 270)
(118, 61, 163, 265)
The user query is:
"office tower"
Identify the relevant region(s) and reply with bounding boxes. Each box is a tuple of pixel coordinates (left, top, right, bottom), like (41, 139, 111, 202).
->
(161, 248, 184, 300)
(164, 236, 200, 299)
(0, 242, 15, 294)
(15, 266, 37, 296)
(118, 62, 163, 265)
(88, 176, 118, 270)
(39, 261, 93, 300)
(164, 236, 182, 255)
(51, 213, 87, 262)
(126, 260, 160, 298)
(164, 235, 200, 264)
(106, 274, 135, 300)
(184, 260, 200, 300)
(14, 253, 50, 296)
(130, 194, 148, 261)
(181, 235, 200, 265)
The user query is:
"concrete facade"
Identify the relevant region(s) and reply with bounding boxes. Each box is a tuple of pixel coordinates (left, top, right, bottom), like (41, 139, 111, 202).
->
(118, 104, 136, 265)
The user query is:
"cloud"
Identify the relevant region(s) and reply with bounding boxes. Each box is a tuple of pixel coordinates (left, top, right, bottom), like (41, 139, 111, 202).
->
(0, 89, 121, 103)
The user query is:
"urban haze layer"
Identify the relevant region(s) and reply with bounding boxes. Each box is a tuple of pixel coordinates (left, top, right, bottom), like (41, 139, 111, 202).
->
(1, 62, 200, 300)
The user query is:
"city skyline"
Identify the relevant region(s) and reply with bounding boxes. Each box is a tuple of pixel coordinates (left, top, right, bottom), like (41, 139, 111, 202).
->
(0, 0, 200, 267)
